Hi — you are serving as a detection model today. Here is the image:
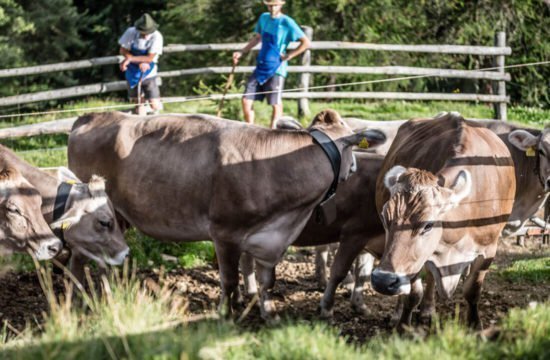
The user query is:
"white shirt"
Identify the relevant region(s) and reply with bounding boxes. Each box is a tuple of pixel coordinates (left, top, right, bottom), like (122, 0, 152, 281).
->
(118, 27, 164, 79)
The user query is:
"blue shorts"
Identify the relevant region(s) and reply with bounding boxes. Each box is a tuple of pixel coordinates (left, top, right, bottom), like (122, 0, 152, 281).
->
(244, 73, 285, 105)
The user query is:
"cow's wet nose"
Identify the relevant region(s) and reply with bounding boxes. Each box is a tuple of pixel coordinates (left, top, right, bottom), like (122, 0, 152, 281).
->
(371, 268, 410, 296)
(47, 241, 63, 257)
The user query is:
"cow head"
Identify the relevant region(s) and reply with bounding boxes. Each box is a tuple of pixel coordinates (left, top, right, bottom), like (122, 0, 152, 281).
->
(308, 109, 386, 181)
(0, 164, 62, 260)
(372, 166, 471, 298)
(50, 172, 129, 267)
(508, 127, 550, 191)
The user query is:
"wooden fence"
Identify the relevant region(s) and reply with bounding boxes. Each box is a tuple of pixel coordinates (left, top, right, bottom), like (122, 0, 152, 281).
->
(0, 30, 511, 137)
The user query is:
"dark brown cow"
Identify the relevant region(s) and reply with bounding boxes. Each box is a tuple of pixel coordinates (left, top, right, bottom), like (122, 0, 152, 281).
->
(67, 110, 386, 320)
(0, 149, 62, 260)
(373, 112, 516, 329)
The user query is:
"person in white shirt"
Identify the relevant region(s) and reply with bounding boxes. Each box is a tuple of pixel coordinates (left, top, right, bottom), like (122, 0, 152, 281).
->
(119, 13, 164, 115)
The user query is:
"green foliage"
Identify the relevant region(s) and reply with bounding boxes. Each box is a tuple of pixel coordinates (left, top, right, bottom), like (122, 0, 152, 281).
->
(500, 257, 550, 283)
(125, 228, 214, 270)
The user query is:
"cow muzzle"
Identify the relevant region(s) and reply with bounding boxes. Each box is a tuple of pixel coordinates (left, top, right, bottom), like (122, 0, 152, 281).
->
(371, 268, 411, 296)
(33, 238, 63, 260)
(104, 247, 130, 266)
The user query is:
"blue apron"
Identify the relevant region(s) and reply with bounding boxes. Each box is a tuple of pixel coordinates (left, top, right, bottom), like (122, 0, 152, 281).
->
(254, 18, 283, 85)
(125, 44, 156, 89)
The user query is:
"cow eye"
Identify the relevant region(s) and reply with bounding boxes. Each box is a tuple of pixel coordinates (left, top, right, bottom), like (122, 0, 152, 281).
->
(421, 222, 434, 235)
(6, 204, 20, 215)
(98, 219, 112, 229)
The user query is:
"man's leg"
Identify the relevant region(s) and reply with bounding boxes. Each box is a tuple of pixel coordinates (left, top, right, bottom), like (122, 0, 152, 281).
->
(267, 75, 284, 129)
(242, 97, 255, 124)
(144, 78, 162, 114)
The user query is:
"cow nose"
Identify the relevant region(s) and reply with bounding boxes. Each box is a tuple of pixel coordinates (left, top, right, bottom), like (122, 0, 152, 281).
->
(371, 268, 410, 296)
(47, 241, 62, 257)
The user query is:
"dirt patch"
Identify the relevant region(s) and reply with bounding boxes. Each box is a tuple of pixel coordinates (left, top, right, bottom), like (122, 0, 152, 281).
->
(0, 238, 548, 343)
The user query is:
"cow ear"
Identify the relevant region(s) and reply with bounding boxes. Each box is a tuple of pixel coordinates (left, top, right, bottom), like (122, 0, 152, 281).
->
(275, 116, 303, 130)
(310, 109, 342, 127)
(57, 166, 81, 183)
(508, 130, 538, 151)
(339, 128, 387, 148)
(88, 175, 106, 197)
(384, 165, 406, 194)
(448, 170, 471, 207)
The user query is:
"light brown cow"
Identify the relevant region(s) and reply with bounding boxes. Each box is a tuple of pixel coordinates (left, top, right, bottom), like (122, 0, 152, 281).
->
(0, 150, 62, 260)
(373, 112, 516, 329)
(67, 110, 386, 320)
(0, 145, 129, 281)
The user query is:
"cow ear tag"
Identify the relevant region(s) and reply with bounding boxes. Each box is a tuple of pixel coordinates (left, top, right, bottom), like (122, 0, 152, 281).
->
(61, 221, 71, 230)
(526, 146, 536, 157)
(358, 138, 370, 149)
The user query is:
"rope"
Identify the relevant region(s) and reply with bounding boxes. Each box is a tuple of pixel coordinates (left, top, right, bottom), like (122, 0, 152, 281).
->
(0, 60, 548, 120)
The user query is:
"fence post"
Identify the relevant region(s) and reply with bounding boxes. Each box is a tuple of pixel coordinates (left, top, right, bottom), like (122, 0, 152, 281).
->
(493, 31, 507, 121)
(298, 26, 313, 118)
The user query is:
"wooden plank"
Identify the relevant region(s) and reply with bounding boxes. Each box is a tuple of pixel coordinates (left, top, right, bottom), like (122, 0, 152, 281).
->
(0, 65, 509, 107)
(0, 56, 123, 78)
(0, 117, 78, 138)
(165, 92, 508, 102)
(0, 41, 511, 79)
(0, 81, 127, 106)
(164, 41, 512, 55)
(161, 66, 510, 81)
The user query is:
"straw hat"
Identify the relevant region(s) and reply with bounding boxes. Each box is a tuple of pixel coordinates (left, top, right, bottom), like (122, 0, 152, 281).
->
(134, 13, 158, 34)
(263, 0, 286, 5)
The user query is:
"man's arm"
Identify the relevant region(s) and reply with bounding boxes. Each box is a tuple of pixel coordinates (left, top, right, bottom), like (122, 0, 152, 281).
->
(119, 47, 157, 71)
(281, 36, 310, 61)
(232, 33, 262, 65)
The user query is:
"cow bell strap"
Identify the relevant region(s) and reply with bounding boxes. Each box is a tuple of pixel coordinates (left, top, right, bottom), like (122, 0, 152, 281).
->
(309, 129, 341, 201)
(53, 181, 75, 222)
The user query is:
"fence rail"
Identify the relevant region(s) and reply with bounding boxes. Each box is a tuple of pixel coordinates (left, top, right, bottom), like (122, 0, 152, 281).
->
(0, 30, 511, 124)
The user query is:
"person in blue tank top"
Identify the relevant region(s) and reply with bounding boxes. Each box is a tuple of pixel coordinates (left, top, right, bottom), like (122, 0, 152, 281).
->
(119, 13, 164, 115)
(233, 0, 310, 128)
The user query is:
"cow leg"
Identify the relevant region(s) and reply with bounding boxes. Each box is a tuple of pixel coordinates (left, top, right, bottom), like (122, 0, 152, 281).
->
(314, 245, 330, 289)
(396, 277, 423, 332)
(418, 270, 437, 324)
(68, 251, 90, 286)
(213, 241, 241, 318)
(350, 252, 375, 315)
(239, 252, 258, 296)
(462, 248, 495, 330)
(390, 295, 405, 327)
(255, 262, 279, 323)
(319, 236, 368, 318)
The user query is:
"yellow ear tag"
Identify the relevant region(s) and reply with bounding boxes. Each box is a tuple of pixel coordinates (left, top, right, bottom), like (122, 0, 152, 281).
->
(61, 222, 70, 230)
(66, 180, 78, 185)
(358, 138, 370, 149)
(526, 146, 536, 157)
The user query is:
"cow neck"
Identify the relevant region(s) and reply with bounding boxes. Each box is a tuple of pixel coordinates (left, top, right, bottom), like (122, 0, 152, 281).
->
(309, 129, 341, 201)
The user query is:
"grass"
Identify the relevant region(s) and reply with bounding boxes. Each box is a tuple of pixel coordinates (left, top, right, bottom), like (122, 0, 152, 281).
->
(0, 261, 548, 359)
(499, 257, 550, 283)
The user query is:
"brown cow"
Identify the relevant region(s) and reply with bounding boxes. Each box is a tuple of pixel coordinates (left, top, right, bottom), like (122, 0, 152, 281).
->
(0, 150, 62, 260)
(373, 112, 516, 329)
(0, 144, 129, 281)
(67, 110, 386, 320)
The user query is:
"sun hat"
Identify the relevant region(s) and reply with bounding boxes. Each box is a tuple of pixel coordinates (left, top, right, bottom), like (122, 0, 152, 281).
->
(263, 0, 286, 5)
(134, 13, 158, 34)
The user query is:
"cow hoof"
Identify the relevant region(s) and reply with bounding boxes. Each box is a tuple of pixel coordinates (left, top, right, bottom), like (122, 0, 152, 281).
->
(351, 302, 370, 317)
(263, 313, 281, 326)
(418, 309, 434, 325)
(319, 306, 334, 320)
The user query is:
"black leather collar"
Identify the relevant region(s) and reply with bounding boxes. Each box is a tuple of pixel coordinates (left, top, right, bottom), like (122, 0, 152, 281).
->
(52, 182, 74, 244)
(309, 129, 341, 201)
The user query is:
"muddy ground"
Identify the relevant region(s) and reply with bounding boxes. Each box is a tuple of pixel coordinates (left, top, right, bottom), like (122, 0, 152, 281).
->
(0, 237, 548, 343)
